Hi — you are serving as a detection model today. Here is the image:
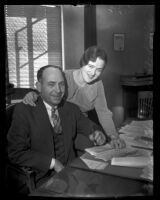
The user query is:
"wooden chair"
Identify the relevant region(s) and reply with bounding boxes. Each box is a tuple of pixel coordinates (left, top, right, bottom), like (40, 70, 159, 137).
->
(137, 91, 153, 119)
(5, 104, 36, 195)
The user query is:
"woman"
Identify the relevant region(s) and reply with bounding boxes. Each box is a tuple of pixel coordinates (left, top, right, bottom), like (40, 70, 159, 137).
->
(23, 46, 125, 149)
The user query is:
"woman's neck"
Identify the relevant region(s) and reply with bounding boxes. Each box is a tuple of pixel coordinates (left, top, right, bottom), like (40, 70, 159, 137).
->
(73, 69, 86, 87)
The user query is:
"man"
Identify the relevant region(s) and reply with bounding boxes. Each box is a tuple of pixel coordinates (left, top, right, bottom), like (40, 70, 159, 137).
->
(7, 65, 106, 192)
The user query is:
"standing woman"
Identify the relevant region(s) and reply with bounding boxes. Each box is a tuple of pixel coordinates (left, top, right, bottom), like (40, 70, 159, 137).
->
(23, 46, 125, 149)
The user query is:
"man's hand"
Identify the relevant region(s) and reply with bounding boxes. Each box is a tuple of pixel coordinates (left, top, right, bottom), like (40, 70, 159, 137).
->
(53, 159, 64, 173)
(89, 130, 106, 146)
(22, 91, 38, 106)
(110, 136, 126, 149)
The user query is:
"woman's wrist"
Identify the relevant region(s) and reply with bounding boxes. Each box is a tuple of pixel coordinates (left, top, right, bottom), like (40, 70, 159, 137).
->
(110, 134, 119, 140)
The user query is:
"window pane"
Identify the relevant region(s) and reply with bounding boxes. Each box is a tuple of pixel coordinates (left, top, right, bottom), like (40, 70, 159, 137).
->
(5, 5, 62, 88)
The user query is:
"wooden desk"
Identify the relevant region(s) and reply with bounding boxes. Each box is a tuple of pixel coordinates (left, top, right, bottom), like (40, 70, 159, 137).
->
(30, 159, 152, 197)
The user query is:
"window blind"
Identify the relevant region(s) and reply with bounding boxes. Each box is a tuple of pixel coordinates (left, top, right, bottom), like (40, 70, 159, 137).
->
(5, 5, 62, 88)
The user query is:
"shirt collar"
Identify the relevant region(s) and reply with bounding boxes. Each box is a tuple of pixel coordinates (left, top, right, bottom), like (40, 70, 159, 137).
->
(43, 100, 57, 112)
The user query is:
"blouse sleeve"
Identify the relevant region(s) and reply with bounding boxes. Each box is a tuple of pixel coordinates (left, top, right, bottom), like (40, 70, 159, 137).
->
(94, 81, 118, 137)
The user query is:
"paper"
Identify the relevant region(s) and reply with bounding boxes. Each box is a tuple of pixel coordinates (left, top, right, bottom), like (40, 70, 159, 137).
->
(111, 156, 151, 168)
(120, 134, 153, 149)
(130, 120, 153, 130)
(119, 120, 153, 138)
(85, 143, 112, 156)
(80, 157, 108, 170)
(140, 161, 153, 181)
(120, 134, 153, 150)
(144, 129, 153, 139)
(85, 145, 151, 162)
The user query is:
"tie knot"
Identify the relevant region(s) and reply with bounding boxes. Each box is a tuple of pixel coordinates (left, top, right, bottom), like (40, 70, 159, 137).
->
(52, 106, 57, 114)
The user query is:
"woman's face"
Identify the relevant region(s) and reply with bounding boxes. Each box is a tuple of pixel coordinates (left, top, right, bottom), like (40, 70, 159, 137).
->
(81, 57, 105, 83)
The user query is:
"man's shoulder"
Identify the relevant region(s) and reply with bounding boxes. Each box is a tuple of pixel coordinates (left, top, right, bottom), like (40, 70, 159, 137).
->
(62, 101, 80, 112)
(14, 102, 36, 113)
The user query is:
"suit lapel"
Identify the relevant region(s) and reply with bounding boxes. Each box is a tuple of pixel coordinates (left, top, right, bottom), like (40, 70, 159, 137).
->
(58, 105, 72, 161)
(35, 97, 54, 137)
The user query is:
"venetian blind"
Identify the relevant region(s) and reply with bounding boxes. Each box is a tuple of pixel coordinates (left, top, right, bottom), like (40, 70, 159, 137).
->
(5, 5, 62, 88)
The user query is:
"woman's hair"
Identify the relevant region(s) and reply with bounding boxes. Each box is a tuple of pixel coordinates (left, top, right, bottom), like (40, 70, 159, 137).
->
(79, 46, 107, 68)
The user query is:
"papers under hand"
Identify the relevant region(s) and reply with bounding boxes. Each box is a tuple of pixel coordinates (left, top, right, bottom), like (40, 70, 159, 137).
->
(111, 156, 151, 168)
(85, 145, 151, 162)
(85, 143, 112, 156)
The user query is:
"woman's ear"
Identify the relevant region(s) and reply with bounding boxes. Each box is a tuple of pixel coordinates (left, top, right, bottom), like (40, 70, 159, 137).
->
(36, 81, 41, 93)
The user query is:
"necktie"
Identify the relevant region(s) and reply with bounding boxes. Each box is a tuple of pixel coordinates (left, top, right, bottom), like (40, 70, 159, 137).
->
(51, 107, 62, 134)
(51, 107, 65, 164)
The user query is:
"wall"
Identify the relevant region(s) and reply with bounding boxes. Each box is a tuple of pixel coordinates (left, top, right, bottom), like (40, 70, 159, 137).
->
(96, 5, 154, 127)
(63, 5, 84, 69)
(62, 5, 154, 127)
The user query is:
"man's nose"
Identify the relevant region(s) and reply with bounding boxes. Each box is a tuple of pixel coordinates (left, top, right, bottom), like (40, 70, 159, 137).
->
(55, 84, 61, 93)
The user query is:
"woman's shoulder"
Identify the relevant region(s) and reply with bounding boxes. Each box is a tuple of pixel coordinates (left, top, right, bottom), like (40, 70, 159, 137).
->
(88, 79, 103, 90)
(64, 69, 74, 76)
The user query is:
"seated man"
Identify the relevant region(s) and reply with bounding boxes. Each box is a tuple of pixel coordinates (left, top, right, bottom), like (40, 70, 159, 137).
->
(7, 65, 106, 192)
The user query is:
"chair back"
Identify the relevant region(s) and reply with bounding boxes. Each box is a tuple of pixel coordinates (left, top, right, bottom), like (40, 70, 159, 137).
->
(137, 91, 153, 119)
(6, 104, 16, 134)
(5, 103, 36, 194)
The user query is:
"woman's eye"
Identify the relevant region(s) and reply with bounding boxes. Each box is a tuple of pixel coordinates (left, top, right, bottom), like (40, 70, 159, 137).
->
(88, 65, 95, 69)
(97, 69, 102, 73)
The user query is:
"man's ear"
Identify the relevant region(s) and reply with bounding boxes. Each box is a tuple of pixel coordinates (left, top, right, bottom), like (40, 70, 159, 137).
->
(36, 81, 41, 93)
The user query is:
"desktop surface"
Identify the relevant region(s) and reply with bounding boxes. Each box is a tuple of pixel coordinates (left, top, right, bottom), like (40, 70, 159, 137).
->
(30, 161, 152, 197)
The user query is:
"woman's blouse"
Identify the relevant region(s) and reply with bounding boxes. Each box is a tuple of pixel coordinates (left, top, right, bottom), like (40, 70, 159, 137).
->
(64, 69, 118, 137)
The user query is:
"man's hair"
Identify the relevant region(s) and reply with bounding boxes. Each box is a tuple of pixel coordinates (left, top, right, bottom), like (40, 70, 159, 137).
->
(80, 46, 107, 68)
(37, 65, 63, 82)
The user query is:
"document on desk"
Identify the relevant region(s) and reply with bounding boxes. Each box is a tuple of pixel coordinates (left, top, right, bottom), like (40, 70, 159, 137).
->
(120, 134, 153, 150)
(111, 156, 152, 168)
(85, 145, 151, 162)
(140, 157, 153, 181)
(80, 156, 108, 170)
(119, 120, 153, 138)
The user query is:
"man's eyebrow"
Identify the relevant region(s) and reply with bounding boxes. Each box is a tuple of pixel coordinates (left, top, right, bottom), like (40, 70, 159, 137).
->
(48, 81, 56, 84)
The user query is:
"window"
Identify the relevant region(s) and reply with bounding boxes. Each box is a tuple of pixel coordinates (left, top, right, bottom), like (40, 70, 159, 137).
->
(5, 5, 62, 88)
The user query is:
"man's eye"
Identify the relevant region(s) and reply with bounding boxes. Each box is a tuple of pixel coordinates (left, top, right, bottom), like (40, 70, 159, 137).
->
(59, 82, 65, 87)
(48, 83, 56, 87)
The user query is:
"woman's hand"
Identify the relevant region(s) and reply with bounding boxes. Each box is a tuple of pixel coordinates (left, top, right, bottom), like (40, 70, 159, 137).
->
(22, 91, 38, 106)
(110, 135, 126, 149)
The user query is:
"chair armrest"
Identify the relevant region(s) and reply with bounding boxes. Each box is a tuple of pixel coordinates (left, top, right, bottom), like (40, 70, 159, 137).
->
(6, 162, 36, 193)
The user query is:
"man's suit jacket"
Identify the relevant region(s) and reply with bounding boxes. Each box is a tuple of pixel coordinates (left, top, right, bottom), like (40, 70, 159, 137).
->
(7, 97, 96, 183)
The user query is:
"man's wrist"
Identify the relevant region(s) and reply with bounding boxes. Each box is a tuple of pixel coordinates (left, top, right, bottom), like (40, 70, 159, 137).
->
(49, 158, 56, 169)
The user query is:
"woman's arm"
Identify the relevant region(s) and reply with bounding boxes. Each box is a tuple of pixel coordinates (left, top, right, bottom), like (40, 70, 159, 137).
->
(23, 91, 39, 106)
(94, 81, 118, 136)
(94, 81, 126, 148)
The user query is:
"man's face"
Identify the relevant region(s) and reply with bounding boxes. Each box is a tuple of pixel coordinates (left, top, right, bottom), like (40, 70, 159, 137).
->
(37, 67, 65, 106)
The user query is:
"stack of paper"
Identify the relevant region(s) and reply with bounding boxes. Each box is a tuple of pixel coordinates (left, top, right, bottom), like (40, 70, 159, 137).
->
(80, 157, 108, 170)
(111, 156, 151, 168)
(140, 156, 153, 181)
(119, 120, 153, 150)
(85, 145, 151, 162)
(120, 134, 153, 150)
